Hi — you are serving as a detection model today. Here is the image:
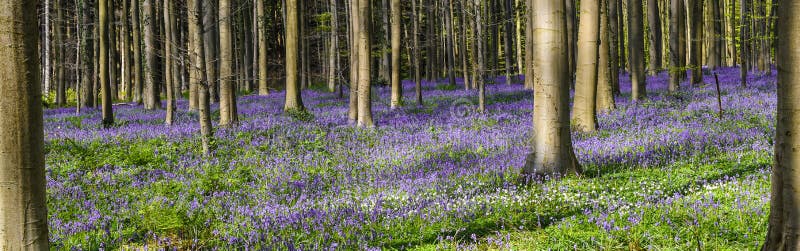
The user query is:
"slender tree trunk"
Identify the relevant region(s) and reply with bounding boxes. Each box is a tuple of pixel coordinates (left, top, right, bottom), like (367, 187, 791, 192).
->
(597, 0, 616, 112)
(444, 0, 456, 87)
(740, 0, 749, 87)
(475, 0, 485, 112)
(285, 0, 305, 111)
(647, 0, 663, 74)
(628, 0, 647, 100)
(189, 0, 213, 155)
(573, 0, 601, 132)
(258, 0, 270, 95)
(390, 0, 402, 108)
(608, 0, 620, 94)
(669, 0, 685, 92)
(80, 0, 94, 108)
(357, 0, 373, 127)
(460, 0, 471, 90)
(617, 0, 627, 72)
(132, 0, 144, 105)
(121, 0, 132, 101)
(689, 0, 705, 86)
(108, 0, 117, 101)
(203, 0, 218, 104)
(763, 2, 800, 248)
(566, 0, 577, 84)
(524, 0, 581, 176)
(348, 0, 358, 121)
(219, 0, 238, 126)
(327, 0, 339, 94)
(709, 0, 722, 68)
(55, 0, 65, 105)
(143, 0, 160, 109)
(515, 0, 524, 77)
(412, 0, 422, 106)
(524, 0, 534, 90)
(504, 0, 515, 84)
(100, 0, 114, 126)
(164, 0, 175, 125)
(0, 0, 49, 247)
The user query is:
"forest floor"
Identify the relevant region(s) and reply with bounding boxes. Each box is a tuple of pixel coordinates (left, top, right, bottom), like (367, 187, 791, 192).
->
(44, 67, 774, 250)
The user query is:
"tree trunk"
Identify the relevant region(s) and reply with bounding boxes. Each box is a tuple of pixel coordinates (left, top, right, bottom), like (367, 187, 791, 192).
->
(628, 0, 647, 101)
(327, 0, 339, 94)
(219, 0, 238, 126)
(608, 0, 620, 94)
(43, 0, 51, 96)
(143, 0, 160, 110)
(763, 2, 800, 248)
(740, 0, 749, 87)
(121, 0, 131, 101)
(203, 0, 218, 104)
(100, 0, 114, 126)
(573, 0, 601, 132)
(189, 0, 213, 155)
(523, 0, 581, 176)
(258, 0, 270, 95)
(690, 0, 705, 86)
(504, 0, 515, 84)
(444, 0, 456, 87)
(475, 0, 485, 112)
(460, 0, 471, 90)
(132, 0, 144, 105)
(390, 0, 402, 108)
(647, 0, 663, 74)
(55, 0, 65, 105)
(357, 0, 373, 127)
(164, 0, 175, 125)
(669, 0, 685, 92)
(0, 0, 49, 247)
(709, 0, 722, 68)
(597, 0, 616, 112)
(566, 0, 577, 84)
(524, 0, 534, 90)
(107, 0, 117, 101)
(285, 0, 305, 111)
(412, 0, 422, 106)
(80, 0, 94, 108)
(515, 0, 524, 77)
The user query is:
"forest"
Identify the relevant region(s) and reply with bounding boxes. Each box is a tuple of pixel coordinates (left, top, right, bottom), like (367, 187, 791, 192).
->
(2, 0, 799, 249)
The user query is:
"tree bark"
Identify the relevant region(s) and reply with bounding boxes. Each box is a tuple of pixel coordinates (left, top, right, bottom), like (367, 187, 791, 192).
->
(628, 0, 647, 101)
(348, 0, 358, 121)
(121, 0, 132, 101)
(327, 0, 339, 94)
(690, 0, 705, 86)
(573, 0, 601, 132)
(219, 0, 238, 126)
(143, 0, 161, 110)
(80, 0, 94, 108)
(164, 0, 175, 125)
(475, 0, 485, 112)
(390, 0, 402, 108)
(203, 0, 218, 104)
(669, 0, 685, 92)
(0, 0, 49, 247)
(763, 2, 800, 248)
(285, 0, 305, 111)
(524, 0, 534, 90)
(258, 0, 270, 95)
(608, 0, 620, 94)
(357, 0, 374, 127)
(100, 0, 114, 126)
(523, 0, 581, 176)
(504, 0, 515, 84)
(412, 0, 422, 106)
(597, 0, 616, 112)
(646, 0, 663, 74)
(55, 0, 65, 105)
(132, 0, 144, 105)
(189, 0, 213, 155)
(740, 0, 749, 87)
(444, 0, 456, 87)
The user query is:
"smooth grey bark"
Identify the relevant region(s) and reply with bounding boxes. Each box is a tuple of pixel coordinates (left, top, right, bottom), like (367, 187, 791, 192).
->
(356, 0, 374, 127)
(523, 0, 581, 176)
(628, 0, 647, 100)
(689, 0, 705, 86)
(669, 0, 685, 92)
(258, 0, 270, 95)
(219, 0, 238, 126)
(143, 0, 161, 110)
(390, 0, 401, 108)
(646, 0, 663, 74)
(763, 1, 800, 248)
(189, 0, 213, 155)
(285, 0, 305, 111)
(0, 0, 49, 248)
(80, 0, 95, 108)
(573, 0, 602, 132)
(100, 0, 114, 126)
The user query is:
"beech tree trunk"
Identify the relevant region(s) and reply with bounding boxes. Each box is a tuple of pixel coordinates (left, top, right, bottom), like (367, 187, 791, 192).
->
(669, 0, 686, 92)
(763, 2, 800, 248)
(143, 0, 161, 110)
(390, 0, 401, 108)
(572, 0, 601, 132)
(0, 0, 49, 248)
(258, 0, 270, 95)
(100, 0, 114, 126)
(219, 0, 238, 126)
(524, 0, 581, 176)
(690, 0, 705, 86)
(348, 0, 358, 121)
(356, 0, 373, 127)
(327, 0, 338, 94)
(628, 0, 647, 100)
(164, 0, 175, 125)
(597, 0, 616, 112)
(189, 0, 213, 155)
(285, 0, 305, 111)
(646, 0, 663, 74)
(80, 0, 94, 108)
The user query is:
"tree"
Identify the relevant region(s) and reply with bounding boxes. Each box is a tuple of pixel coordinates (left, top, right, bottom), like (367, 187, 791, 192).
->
(412, 0, 422, 106)
(669, 0, 686, 92)
(0, 0, 49, 247)
(628, 0, 647, 101)
(689, 0, 705, 86)
(475, 0, 485, 112)
(390, 0, 401, 108)
(740, 0, 750, 87)
(763, 1, 800, 248)
(523, 0, 581, 176)
(596, 0, 615, 112)
(132, 0, 144, 105)
(572, 0, 601, 132)
(348, 0, 359, 121)
(258, 0, 270, 95)
(121, 0, 132, 101)
(646, 0, 662, 75)
(164, 0, 176, 125)
(285, 0, 305, 112)
(356, 0, 374, 127)
(189, 0, 213, 155)
(219, 0, 238, 126)
(143, 0, 161, 110)
(100, 0, 114, 126)
(55, 0, 65, 105)
(80, 0, 95, 108)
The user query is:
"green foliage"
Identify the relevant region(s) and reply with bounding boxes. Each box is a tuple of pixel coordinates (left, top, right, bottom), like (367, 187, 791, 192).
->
(286, 108, 315, 122)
